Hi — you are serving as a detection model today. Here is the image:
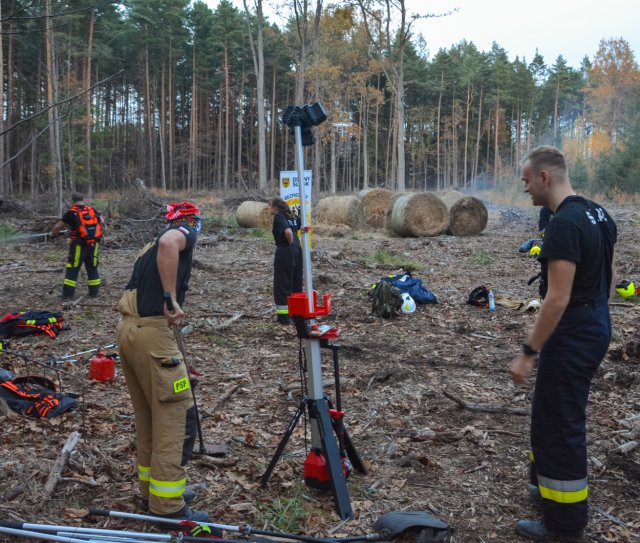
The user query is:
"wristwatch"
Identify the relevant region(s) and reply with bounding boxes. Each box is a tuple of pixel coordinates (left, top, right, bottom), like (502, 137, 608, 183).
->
(522, 343, 538, 356)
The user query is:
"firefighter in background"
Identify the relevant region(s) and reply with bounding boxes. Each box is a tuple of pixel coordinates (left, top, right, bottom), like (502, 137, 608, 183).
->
(51, 192, 105, 299)
(268, 197, 302, 325)
(116, 202, 208, 522)
(510, 146, 617, 541)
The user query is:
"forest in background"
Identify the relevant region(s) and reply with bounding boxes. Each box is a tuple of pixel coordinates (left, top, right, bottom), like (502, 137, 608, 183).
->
(0, 0, 639, 213)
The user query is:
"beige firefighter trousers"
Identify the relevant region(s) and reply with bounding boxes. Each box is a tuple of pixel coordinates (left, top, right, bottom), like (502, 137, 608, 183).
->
(116, 290, 196, 515)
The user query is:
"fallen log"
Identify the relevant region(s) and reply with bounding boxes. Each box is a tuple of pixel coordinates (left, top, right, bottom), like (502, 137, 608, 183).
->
(443, 390, 529, 416)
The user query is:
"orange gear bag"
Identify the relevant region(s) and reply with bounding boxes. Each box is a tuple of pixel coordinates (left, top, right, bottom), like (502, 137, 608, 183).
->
(71, 204, 102, 244)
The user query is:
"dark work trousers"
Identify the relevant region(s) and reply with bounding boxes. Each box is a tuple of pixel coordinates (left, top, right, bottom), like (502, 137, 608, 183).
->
(530, 301, 611, 534)
(63, 241, 101, 297)
(273, 244, 303, 318)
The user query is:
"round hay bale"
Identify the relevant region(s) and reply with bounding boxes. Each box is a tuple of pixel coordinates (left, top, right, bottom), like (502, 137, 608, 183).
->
(316, 195, 365, 229)
(390, 193, 449, 237)
(438, 190, 488, 236)
(235, 201, 272, 229)
(313, 223, 352, 238)
(384, 192, 407, 233)
(359, 188, 394, 229)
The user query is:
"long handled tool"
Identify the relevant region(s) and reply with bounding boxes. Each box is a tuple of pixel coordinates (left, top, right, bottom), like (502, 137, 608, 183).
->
(89, 508, 379, 543)
(0, 520, 279, 543)
(165, 298, 227, 457)
(87, 509, 451, 543)
(0, 229, 68, 245)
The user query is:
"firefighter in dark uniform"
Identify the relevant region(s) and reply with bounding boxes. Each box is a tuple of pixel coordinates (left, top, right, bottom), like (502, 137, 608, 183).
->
(268, 197, 302, 325)
(51, 192, 105, 299)
(116, 202, 208, 522)
(510, 146, 617, 542)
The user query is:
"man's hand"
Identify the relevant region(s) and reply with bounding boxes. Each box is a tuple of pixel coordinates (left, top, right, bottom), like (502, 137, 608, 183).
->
(163, 297, 185, 326)
(510, 353, 536, 385)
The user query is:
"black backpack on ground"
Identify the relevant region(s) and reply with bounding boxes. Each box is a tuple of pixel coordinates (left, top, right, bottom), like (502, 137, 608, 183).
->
(0, 375, 77, 418)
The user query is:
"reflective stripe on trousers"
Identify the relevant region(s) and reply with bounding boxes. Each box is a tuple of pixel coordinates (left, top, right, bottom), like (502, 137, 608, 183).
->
(149, 476, 187, 498)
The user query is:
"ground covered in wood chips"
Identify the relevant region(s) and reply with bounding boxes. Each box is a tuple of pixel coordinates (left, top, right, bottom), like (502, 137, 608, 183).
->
(1, 197, 639, 543)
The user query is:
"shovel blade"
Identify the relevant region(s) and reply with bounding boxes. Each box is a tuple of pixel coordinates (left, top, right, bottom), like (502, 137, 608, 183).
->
(373, 512, 450, 539)
(193, 442, 229, 457)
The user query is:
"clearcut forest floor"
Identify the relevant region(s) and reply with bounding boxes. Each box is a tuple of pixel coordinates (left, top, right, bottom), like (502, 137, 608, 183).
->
(1, 197, 639, 543)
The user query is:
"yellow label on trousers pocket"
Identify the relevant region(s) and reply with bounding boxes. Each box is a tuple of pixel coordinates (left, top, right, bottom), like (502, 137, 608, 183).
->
(173, 377, 190, 394)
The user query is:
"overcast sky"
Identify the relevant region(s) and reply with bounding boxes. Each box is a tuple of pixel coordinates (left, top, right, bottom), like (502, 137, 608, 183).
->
(210, 0, 639, 69)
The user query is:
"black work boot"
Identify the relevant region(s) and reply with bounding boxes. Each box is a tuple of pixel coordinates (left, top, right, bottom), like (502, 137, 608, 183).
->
(515, 520, 584, 542)
(141, 488, 196, 513)
(152, 505, 210, 523)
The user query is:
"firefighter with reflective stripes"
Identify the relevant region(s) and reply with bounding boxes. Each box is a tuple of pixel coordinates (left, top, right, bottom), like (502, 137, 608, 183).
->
(116, 202, 208, 522)
(510, 146, 617, 542)
(51, 192, 105, 300)
(268, 197, 302, 325)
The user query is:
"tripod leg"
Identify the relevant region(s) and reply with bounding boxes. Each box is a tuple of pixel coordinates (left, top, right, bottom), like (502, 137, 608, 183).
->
(342, 428, 366, 474)
(314, 400, 353, 520)
(260, 398, 307, 487)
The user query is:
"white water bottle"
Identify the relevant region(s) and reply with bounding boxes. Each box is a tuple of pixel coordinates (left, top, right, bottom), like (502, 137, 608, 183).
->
(488, 290, 496, 311)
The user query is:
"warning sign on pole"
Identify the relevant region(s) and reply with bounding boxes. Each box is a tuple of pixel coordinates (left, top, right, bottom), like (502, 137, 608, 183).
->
(280, 169, 312, 247)
(279, 169, 312, 219)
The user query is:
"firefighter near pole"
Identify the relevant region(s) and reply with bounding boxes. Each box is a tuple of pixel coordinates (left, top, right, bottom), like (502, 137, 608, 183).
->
(260, 103, 365, 520)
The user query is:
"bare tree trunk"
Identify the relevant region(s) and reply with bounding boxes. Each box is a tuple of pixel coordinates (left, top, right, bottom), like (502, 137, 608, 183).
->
(395, 59, 405, 191)
(473, 85, 483, 188)
(330, 128, 336, 193)
(493, 93, 500, 184)
(436, 69, 444, 190)
(244, 0, 267, 191)
(168, 46, 175, 190)
(159, 63, 167, 190)
(44, 0, 64, 213)
(84, 8, 94, 196)
(0, 0, 6, 197)
(374, 73, 380, 186)
(553, 76, 559, 142)
(237, 76, 245, 186)
(144, 42, 154, 186)
(463, 82, 472, 189)
(224, 45, 230, 191)
(6, 0, 16, 195)
(188, 47, 196, 190)
(362, 92, 369, 189)
(270, 64, 277, 187)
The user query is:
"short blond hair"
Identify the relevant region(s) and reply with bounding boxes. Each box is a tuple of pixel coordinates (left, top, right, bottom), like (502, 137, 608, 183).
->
(523, 146, 567, 177)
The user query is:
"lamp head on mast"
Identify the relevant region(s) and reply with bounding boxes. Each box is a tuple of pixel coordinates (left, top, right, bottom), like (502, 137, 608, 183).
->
(281, 103, 327, 146)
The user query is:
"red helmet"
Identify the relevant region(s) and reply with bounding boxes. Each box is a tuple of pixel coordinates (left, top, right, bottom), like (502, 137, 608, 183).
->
(165, 202, 200, 221)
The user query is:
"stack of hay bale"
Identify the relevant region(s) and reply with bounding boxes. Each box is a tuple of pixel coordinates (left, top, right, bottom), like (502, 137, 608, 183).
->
(254, 189, 488, 238)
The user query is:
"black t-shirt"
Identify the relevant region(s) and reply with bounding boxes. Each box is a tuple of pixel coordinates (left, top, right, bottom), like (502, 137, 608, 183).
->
(124, 225, 197, 317)
(62, 205, 102, 241)
(272, 212, 300, 248)
(539, 196, 616, 305)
